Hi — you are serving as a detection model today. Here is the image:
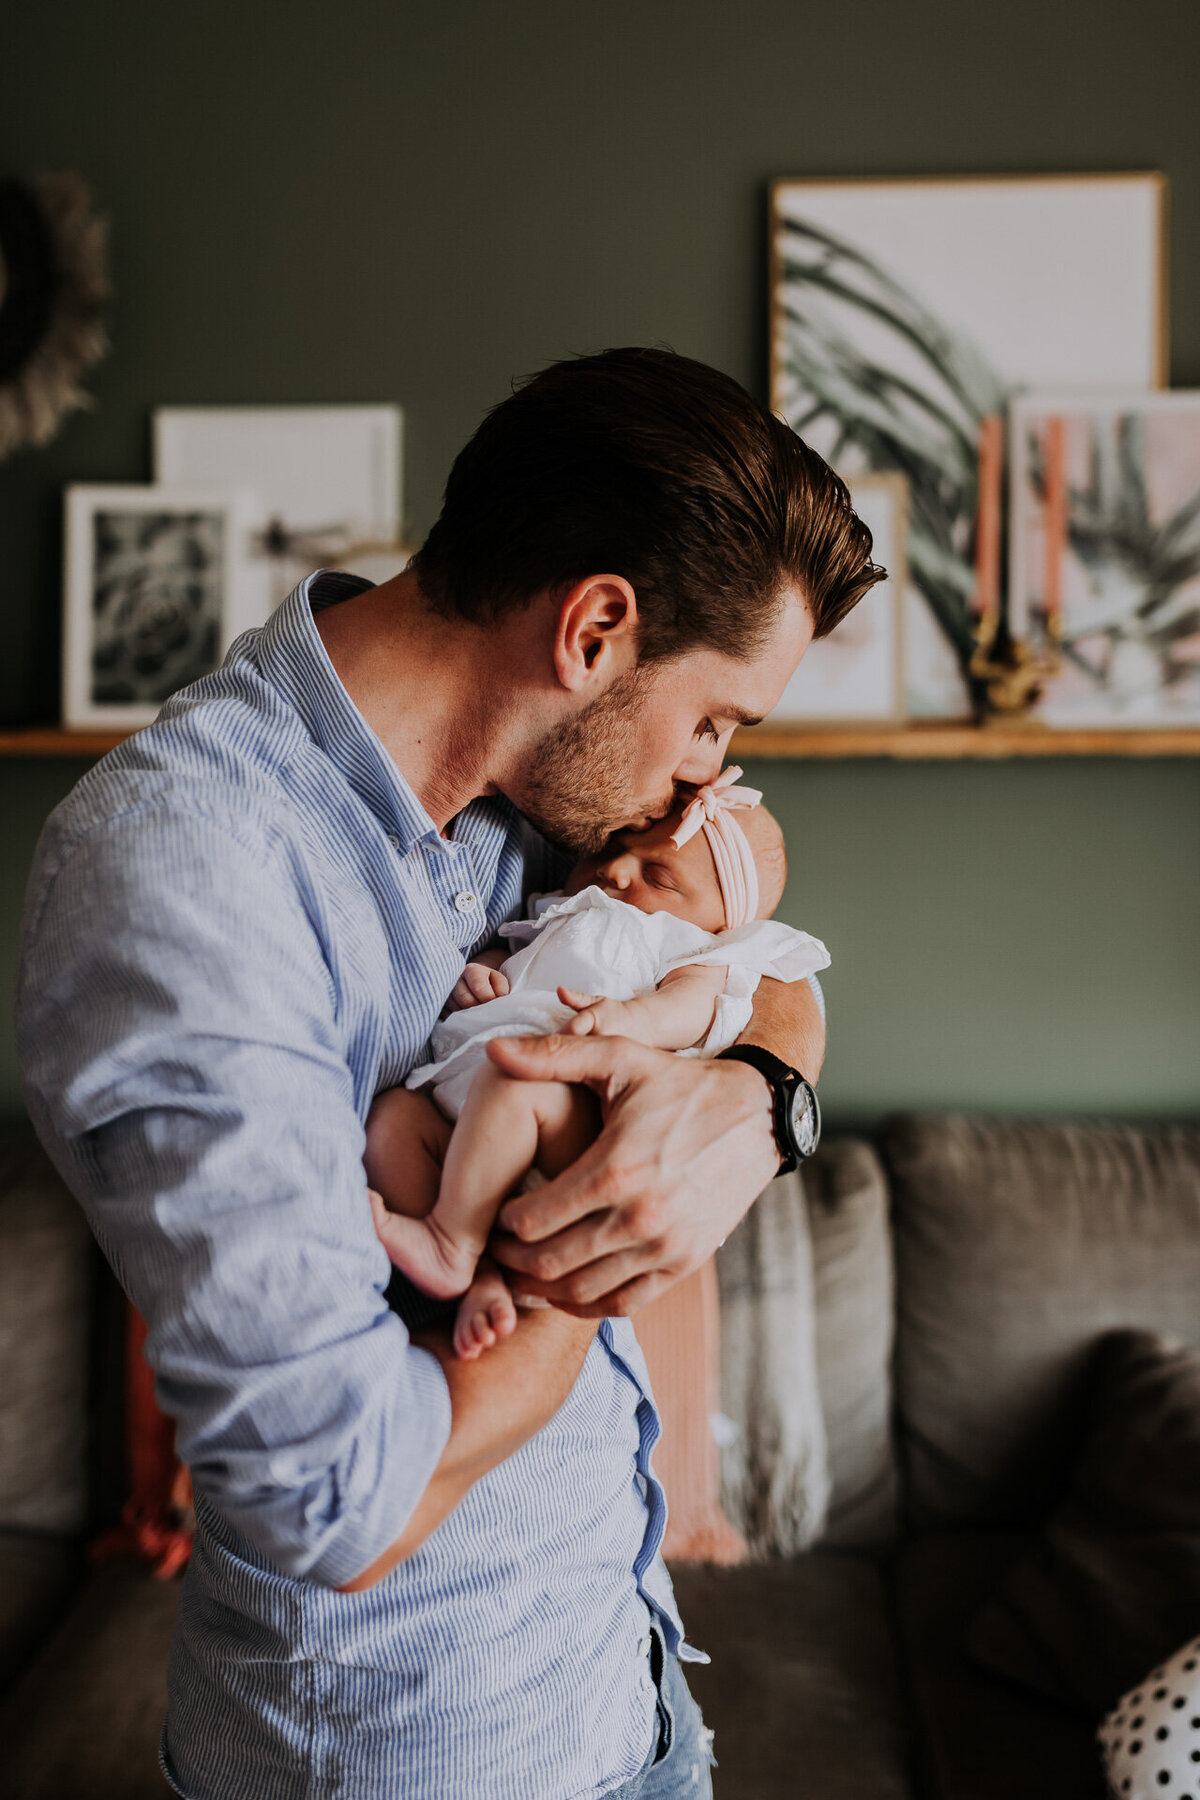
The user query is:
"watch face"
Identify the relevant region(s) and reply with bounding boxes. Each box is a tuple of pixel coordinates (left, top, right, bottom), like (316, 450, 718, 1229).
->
(788, 1080, 820, 1158)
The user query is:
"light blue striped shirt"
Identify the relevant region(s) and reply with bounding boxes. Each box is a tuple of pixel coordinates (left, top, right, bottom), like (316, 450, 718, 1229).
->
(16, 571, 700, 1800)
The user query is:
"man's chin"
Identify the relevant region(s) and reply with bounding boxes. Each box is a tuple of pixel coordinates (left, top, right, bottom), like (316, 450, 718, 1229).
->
(514, 785, 677, 856)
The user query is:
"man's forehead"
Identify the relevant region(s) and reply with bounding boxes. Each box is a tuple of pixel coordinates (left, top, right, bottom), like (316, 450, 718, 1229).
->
(689, 592, 814, 717)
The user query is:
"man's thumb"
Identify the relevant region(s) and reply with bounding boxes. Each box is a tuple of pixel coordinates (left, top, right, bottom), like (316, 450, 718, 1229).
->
(484, 1030, 632, 1088)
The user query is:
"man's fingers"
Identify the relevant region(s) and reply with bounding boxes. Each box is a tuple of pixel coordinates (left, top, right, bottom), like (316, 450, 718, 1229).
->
(493, 1134, 617, 1243)
(490, 1211, 614, 1282)
(489, 969, 510, 997)
(485, 1029, 649, 1094)
(526, 1265, 673, 1318)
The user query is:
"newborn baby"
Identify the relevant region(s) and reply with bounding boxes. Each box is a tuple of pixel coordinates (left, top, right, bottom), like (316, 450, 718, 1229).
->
(365, 769, 829, 1358)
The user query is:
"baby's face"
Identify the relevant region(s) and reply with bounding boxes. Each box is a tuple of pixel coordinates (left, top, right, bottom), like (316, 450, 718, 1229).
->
(564, 802, 726, 933)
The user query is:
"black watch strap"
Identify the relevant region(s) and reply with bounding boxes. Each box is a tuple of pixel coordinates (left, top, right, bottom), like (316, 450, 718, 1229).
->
(715, 1043, 820, 1174)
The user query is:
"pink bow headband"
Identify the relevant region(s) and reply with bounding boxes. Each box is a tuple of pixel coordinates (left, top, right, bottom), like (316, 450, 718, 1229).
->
(670, 765, 763, 929)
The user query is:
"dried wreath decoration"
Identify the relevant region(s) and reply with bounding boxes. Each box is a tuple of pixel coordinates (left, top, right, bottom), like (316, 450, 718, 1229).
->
(0, 172, 110, 461)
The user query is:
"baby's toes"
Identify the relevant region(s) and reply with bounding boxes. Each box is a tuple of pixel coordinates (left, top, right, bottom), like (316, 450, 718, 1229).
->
(489, 1295, 517, 1341)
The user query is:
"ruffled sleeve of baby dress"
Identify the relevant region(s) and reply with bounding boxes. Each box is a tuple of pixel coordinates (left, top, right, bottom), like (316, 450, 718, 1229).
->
(659, 918, 831, 1054)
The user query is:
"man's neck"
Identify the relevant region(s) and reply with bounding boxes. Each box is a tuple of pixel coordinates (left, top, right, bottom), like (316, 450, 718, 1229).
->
(315, 570, 521, 831)
(314, 568, 510, 828)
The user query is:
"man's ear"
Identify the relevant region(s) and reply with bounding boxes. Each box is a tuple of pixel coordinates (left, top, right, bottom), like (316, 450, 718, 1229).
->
(552, 575, 639, 693)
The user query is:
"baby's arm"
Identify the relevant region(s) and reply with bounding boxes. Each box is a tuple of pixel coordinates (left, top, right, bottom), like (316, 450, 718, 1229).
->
(558, 962, 727, 1051)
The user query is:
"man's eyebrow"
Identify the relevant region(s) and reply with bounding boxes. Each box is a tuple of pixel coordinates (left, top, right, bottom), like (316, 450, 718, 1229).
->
(724, 707, 765, 728)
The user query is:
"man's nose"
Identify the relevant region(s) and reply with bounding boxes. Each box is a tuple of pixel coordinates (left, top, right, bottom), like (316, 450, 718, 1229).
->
(674, 730, 733, 787)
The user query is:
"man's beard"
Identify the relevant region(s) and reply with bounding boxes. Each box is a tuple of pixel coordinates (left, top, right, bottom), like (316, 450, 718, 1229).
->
(520, 666, 673, 855)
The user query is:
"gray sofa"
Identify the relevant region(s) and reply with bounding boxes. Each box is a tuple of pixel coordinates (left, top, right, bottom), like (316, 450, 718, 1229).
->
(1, 1113, 1198, 1799)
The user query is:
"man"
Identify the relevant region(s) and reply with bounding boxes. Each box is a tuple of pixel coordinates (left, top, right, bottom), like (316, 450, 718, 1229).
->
(17, 348, 881, 1798)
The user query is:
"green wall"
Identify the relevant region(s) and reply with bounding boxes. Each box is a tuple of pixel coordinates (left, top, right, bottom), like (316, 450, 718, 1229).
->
(2, 0, 1198, 1122)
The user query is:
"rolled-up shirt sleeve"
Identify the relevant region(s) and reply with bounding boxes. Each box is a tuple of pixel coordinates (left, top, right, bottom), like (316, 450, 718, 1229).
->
(17, 804, 450, 1588)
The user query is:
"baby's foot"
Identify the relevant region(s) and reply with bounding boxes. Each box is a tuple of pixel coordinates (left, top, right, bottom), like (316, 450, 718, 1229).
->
(368, 1188, 479, 1298)
(453, 1265, 518, 1360)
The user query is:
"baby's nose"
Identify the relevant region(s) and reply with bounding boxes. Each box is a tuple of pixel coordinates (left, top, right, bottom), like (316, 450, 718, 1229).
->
(598, 851, 635, 889)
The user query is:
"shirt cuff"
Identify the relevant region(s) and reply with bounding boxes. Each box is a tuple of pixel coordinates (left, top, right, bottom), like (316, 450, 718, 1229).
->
(304, 1337, 452, 1589)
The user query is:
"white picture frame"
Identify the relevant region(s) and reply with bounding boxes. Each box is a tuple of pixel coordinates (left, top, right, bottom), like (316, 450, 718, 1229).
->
(62, 484, 263, 730)
(764, 473, 908, 726)
(154, 404, 403, 615)
(770, 173, 1167, 720)
(1009, 389, 1200, 727)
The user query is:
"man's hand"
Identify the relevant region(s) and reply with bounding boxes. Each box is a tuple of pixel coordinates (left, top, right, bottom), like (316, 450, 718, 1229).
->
(485, 1031, 780, 1316)
(485, 973, 825, 1316)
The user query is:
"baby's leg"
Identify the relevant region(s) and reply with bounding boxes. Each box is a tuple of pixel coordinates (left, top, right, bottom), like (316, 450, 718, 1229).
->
(446, 1068, 600, 1353)
(378, 1061, 598, 1301)
(364, 1086, 453, 1219)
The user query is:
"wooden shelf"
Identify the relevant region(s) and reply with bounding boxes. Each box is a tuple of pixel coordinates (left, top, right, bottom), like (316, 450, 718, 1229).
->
(3, 723, 1200, 762)
(0, 727, 129, 758)
(733, 723, 1200, 759)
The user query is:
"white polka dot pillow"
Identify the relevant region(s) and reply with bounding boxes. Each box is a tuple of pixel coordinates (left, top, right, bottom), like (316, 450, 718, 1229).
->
(1099, 1636, 1200, 1796)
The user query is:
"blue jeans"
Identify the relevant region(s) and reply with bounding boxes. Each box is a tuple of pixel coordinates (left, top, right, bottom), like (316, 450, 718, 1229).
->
(608, 1627, 716, 1799)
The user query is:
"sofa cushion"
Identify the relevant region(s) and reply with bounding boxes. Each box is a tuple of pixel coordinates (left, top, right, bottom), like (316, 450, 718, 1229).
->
(0, 1559, 179, 1800)
(0, 1530, 83, 1697)
(895, 1531, 1108, 1800)
(672, 1552, 916, 1798)
(807, 1138, 898, 1549)
(967, 1330, 1200, 1715)
(883, 1114, 1200, 1530)
(0, 1128, 94, 1535)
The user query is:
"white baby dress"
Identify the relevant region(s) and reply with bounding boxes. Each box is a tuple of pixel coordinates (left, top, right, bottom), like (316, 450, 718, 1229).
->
(406, 884, 830, 1118)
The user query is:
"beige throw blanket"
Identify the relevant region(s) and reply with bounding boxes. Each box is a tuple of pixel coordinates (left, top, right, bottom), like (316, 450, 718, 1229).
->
(635, 1170, 830, 1564)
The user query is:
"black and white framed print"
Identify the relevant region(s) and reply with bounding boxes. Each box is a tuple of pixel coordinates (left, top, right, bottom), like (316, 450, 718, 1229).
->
(62, 484, 262, 730)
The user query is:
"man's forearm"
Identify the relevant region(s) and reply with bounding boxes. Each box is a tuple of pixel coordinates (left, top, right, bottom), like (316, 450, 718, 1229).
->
(739, 975, 825, 1080)
(338, 1306, 596, 1590)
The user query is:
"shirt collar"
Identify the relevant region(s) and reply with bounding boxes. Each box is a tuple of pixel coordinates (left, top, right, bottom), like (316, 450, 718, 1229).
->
(255, 571, 523, 874)
(255, 569, 453, 852)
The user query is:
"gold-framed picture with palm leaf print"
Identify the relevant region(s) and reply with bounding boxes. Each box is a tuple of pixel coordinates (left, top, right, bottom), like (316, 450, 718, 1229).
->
(1009, 391, 1200, 726)
(769, 174, 1167, 720)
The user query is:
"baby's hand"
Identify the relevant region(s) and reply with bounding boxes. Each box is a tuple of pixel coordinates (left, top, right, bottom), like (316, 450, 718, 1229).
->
(558, 987, 643, 1040)
(448, 962, 511, 1011)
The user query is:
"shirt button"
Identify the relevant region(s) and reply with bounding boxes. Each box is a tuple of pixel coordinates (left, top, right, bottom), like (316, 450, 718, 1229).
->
(453, 891, 476, 914)
(386, 832, 401, 851)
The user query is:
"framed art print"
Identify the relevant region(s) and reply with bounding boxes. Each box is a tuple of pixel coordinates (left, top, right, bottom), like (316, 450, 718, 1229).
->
(1010, 391, 1200, 726)
(763, 473, 907, 727)
(154, 403, 403, 613)
(770, 173, 1166, 718)
(62, 484, 263, 730)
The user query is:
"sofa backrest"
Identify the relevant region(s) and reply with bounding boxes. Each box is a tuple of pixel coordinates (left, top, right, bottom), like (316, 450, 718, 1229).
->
(0, 1129, 95, 1536)
(882, 1113, 1200, 1531)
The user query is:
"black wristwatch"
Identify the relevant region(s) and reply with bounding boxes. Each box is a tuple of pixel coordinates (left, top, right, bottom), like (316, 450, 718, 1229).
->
(716, 1044, 821, 1173)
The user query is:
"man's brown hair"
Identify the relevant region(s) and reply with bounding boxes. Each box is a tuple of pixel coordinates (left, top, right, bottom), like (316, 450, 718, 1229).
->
(413, 346, 884, 660)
